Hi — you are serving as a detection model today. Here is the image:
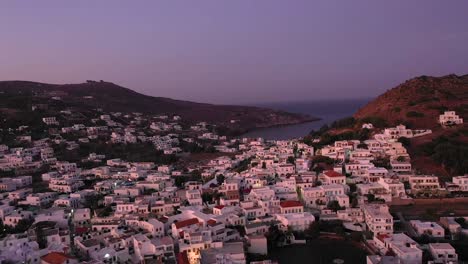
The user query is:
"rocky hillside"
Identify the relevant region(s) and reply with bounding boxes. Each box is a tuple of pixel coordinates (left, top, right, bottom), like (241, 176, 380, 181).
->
(0, 80, 316, 134)
(354, 74, 468, 129)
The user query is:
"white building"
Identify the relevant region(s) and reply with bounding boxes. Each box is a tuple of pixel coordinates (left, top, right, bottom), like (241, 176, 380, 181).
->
(409, 220, 445, 238)
(377, 233, 422, 264)
(363, 204, 393, 236)
(321, 170, 346, 185)
(448, 175, 468, 192)
(439, 111, 463, 126)
(409, 175, 440, 194)
(42, 117, 59, 125)
(276, 212, 315, 231)
(428, 243, 458, 263)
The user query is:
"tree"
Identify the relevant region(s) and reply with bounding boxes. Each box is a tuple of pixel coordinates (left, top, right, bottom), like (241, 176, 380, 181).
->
(367, 194, 376, 203)
(287, 156, 295, 165)
(83, 193, 103, 215)
(265, 224, 285, 249)
(398, 137, 411, 148)
(455, 217, 466, 228)
(396, 156, 406, 162)
(327, 200, 343, 212)
(190, 170, 202, 181)
(8, 218, 34, 233)
(373, 156, 391, 169)
(216, 174, 225, 185)
(174, 176, 188, 188)
(357, 143, 368, 149)
(97, 206, 113, 217)
(305, 221, 320, 239)
(202, 192, 214, 203)
(351, 196, 359, 208)
(0, 220, 5, 237)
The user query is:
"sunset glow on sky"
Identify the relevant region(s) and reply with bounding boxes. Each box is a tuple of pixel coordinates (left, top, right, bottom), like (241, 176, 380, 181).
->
(1, 1, 468, 103)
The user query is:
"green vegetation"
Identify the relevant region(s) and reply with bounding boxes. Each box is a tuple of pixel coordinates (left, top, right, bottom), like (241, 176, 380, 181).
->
(454, 104, 468, 115)
(202, 192, 214, 203)
(427, 105, 448, 114)
(397, 137, 411, 148)
(455, 217, 468, 229)
(360, 116, 388, 128)
(372, 156, 391, 169)
(310, 155, 335, 173)
(305, 129, 370, 149)
(269, 239, 367, 264)
(233, 158, 252, 173)
(0, 218, 34, 235)
(179, 139, 214, 153)
(417, 86, 434, 95)
(216, 174, 225, 185)
(406, 111, 425, 118)
(307, 117, 356, 138)
(366, 194, 385, 203)
(327, 200, 344, 212)
(83, 193, 104, 215)
(396, 156, 406, 162)
(174, 170, 203, 188)
(54, 141, 178, 164)
(329, 117, 356, 129)
(419, 136, 468, 175)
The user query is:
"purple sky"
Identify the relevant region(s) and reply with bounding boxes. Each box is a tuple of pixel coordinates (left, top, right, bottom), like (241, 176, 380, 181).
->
(1, 1, 468, 104)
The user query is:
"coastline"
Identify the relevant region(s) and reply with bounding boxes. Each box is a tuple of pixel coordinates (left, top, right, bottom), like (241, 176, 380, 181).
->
(238, 98, 371, 140)
(239, 117, 321, 138)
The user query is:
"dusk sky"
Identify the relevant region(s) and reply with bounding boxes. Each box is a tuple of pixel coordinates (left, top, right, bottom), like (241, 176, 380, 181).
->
(1, 1, 468, 104)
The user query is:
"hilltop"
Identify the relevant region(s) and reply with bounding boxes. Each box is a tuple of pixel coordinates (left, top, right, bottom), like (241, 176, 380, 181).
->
(354, 74, 468, 129)
(0, 80, 316, 135)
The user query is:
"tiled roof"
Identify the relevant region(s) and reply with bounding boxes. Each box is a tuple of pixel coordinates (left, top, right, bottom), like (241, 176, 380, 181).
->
(377, 233, 391, 242)
(74, 227, 89, 235)
(280, 200, 302, 208)
(324, 170, 344, 178)
(41, 252, 74, 264)
(207, 219, 217, 226)
(174, 218, 199, 229)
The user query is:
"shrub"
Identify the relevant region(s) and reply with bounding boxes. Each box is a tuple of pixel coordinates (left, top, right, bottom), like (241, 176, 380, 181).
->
(398, 137, 411, 147)
(406, 111, 425, 118)
(360, 116, 388, 128)
(330, 117, 356, 129)
(418, 136, 468, 175)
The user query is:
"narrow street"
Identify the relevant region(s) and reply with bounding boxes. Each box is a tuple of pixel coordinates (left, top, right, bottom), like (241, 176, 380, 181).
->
(396, 212, 417, 237)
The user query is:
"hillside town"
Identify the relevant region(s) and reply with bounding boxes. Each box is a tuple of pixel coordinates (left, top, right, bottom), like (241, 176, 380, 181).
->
(0, 103, 467, 264)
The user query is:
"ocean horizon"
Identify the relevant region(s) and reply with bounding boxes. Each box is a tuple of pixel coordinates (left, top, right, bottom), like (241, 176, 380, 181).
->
(241, 98, 371, 140)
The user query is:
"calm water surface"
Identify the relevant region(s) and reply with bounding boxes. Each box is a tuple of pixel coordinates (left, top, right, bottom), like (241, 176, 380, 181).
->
(242, 98, 370, 140)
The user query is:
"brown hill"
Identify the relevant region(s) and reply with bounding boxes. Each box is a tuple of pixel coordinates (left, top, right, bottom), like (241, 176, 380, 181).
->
(354, 74, 468, 129)
(354, 74, 468, 177)
(0, 80, 316, 134)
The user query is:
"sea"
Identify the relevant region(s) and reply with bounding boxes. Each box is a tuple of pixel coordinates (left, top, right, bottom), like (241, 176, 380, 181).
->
(241, 98, 371, 140)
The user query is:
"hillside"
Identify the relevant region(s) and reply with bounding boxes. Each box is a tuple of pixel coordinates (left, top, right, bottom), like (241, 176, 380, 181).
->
(354, 74, 468, 129)
(355, 74, 468, 176)
(0, 80, 316, 134)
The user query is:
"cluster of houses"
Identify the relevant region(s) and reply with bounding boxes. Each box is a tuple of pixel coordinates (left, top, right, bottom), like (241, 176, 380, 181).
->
(0, 104, 466, 264)
(439, 111, 463, 127)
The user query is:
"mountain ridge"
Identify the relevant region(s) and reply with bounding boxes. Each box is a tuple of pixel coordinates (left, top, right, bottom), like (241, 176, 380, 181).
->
(0, 80, 317, 135)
